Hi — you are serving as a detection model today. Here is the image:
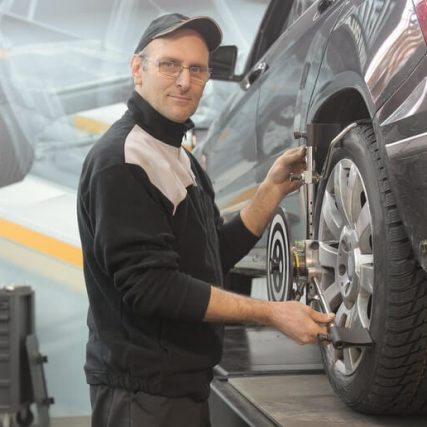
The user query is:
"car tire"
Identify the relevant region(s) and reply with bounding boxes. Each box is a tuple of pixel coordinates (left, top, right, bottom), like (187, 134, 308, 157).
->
(313, 124, 427, 414)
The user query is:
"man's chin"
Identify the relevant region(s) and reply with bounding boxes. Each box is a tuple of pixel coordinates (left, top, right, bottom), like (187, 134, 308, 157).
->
(167, 110, 194, 123)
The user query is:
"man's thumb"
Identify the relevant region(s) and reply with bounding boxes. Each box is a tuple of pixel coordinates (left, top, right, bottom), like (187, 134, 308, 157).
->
(312, 309, 335, 324)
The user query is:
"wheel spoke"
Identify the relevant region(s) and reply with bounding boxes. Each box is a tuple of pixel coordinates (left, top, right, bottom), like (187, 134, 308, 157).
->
(347, 164, 364, 226)
(348, 300, 365, 329)
(321, 190, 343, 238)
(333, 162, 353, 226)
(324, 282, 341, 312)
(355, 202, 372, 249)
(335, 302, 350, 326)
(343, 347, 356, 372)
(341, 305, 366, 373)
(359, 262, 374, 295)
(319, 241, 338, 269)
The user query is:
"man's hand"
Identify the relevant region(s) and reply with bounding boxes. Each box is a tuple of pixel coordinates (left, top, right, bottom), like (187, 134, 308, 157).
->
(268, 300, 334, 344)
(205, 287, 335, 345)
(263, 145, 306, 198)
(241, 145, 307, 237)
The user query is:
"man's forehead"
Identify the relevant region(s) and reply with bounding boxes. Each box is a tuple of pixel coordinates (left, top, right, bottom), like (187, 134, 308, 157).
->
(146, 28, 210, 54)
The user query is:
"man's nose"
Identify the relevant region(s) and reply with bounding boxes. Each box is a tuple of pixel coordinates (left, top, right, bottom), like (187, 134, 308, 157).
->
(175, 67, 191, 89)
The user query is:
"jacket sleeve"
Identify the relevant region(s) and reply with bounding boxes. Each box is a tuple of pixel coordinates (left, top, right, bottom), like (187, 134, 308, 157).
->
(217, 210, 260, 275)
(87, 163, 211, 321)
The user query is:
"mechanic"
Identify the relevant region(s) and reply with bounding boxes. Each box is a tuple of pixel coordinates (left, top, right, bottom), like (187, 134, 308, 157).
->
(77, 13, 335, 427)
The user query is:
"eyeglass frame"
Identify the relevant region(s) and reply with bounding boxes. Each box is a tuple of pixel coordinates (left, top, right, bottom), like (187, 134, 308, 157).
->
(138, 54, 212, 85)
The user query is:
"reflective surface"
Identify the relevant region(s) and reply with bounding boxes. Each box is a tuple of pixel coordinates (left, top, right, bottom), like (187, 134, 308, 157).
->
(200, 0, 427, 273)
(0, 0, 270, 189)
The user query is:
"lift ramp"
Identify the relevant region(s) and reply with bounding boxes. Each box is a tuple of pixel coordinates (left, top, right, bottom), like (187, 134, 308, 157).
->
(209, 326, 427, 426)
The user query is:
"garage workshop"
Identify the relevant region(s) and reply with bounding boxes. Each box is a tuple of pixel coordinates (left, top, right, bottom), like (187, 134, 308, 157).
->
(1, 0, 427, 426)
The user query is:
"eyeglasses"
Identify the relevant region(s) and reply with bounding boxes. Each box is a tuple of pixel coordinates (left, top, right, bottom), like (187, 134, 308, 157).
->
(140, 55, 211, 85)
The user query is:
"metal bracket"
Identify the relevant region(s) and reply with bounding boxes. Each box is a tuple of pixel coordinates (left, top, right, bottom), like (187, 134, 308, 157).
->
(326, 325, 373, 350)
(311, 277, 373, 350)
(26, 335, 54, 427)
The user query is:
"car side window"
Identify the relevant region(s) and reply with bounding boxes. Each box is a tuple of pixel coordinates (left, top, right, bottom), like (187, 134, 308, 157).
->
(244, 0, 293, 71)
(282, 0, 318, 32)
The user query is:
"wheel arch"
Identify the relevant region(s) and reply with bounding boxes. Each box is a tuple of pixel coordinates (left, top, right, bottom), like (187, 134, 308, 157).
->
(313, 88, 370, 124)
(308, 88, 372, 174)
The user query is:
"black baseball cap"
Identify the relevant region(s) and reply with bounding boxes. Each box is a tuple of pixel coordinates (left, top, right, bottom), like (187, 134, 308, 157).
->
(134, 13, 222, 54)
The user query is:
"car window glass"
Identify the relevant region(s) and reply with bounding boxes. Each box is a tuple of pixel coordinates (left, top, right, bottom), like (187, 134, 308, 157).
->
(282, 0, 318, 33)
(244, 0, 293, 71)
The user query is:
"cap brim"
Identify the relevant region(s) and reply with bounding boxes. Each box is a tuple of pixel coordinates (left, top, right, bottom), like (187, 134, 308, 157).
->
(154, 16, 222, 52)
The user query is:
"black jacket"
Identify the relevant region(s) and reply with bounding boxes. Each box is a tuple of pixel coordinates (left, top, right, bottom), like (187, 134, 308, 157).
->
(77, 91, 258, 400)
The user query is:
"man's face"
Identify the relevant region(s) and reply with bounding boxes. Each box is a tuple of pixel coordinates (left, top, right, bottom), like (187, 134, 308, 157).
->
(131, 28, 210, 123)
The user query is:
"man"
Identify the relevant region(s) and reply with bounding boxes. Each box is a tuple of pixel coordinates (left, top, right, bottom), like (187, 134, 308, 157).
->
(77, 13, 334, 427)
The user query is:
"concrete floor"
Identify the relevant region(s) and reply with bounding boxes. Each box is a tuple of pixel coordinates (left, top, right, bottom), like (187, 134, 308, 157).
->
(51, 417, 90, 427)
(0, 242, 91, 418)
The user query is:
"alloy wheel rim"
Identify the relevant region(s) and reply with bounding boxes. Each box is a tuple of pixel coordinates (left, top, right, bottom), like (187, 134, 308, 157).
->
(317, 159, 374, 375)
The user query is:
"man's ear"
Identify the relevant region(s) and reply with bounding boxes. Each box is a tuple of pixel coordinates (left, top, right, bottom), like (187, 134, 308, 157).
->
(130, 54, 143, 85)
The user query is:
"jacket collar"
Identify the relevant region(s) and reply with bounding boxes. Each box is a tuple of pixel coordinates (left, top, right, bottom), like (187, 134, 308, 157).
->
(127, 91, 194, 148)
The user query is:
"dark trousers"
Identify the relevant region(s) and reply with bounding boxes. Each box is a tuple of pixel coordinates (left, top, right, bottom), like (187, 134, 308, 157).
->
(90, 385, 211, 427)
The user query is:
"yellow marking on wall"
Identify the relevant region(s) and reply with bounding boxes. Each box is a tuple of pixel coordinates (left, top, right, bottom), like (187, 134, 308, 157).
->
(73, 115, 110, 135)
(0, 50, 9, 59)
(0, 218, 82, 267)
(0, 238, 85, 293)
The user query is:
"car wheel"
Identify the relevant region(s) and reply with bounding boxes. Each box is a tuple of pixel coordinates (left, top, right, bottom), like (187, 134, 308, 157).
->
(314, 124, 427, 414)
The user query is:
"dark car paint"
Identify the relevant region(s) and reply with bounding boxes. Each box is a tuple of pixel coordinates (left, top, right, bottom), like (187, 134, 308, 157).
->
(196, 0, 427, 272)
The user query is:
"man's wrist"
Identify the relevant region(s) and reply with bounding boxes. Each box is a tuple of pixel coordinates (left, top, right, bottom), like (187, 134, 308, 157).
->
(240, 181, 283, 237)
(259, 180, 282, 202)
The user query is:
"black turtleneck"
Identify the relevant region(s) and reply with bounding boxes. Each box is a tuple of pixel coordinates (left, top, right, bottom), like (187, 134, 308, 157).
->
(127, 91, 194, 148)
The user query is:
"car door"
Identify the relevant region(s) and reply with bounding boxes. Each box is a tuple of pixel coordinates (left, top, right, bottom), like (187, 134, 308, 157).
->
(203, 1, 292, 222)
(255, 0, 347, 246)
(203, 77, 260, 222)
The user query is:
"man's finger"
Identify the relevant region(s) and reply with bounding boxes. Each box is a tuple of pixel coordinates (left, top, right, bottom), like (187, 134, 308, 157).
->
(280, 145, 306, 162)
(310, 309, 335, 324)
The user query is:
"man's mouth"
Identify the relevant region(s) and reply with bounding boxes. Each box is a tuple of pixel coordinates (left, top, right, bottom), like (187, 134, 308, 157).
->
(168, 94, 191, 102)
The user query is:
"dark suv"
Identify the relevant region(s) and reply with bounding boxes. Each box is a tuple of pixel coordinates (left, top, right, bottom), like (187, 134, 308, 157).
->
(195, 0, 427, 415)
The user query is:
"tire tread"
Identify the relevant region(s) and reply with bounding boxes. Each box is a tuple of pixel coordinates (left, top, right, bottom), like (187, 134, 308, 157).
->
(358, 125, 427, 414)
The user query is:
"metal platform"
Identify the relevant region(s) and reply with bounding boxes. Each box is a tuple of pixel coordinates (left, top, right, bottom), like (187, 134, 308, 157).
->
(209, 326, 427, 427)
(215, 325, 322, 378)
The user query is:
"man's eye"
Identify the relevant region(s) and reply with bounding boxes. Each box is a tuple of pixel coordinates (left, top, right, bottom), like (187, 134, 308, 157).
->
(189, 66, 202, 74)
(161, 61, 179, 71)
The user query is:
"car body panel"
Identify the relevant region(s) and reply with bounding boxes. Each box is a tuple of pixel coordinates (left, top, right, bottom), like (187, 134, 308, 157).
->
(197, 0, 427, 273)
(378, 54, 427, 270)
(254, 1, 347, 255)
(307, 0, 427, 267)
(202, 78, 261, 223)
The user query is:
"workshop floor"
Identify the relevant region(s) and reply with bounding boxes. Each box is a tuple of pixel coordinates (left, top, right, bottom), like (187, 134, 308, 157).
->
(51, 417, 90, 427)
(0, 244, 91, 417)
(229, 374, 427, 426)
